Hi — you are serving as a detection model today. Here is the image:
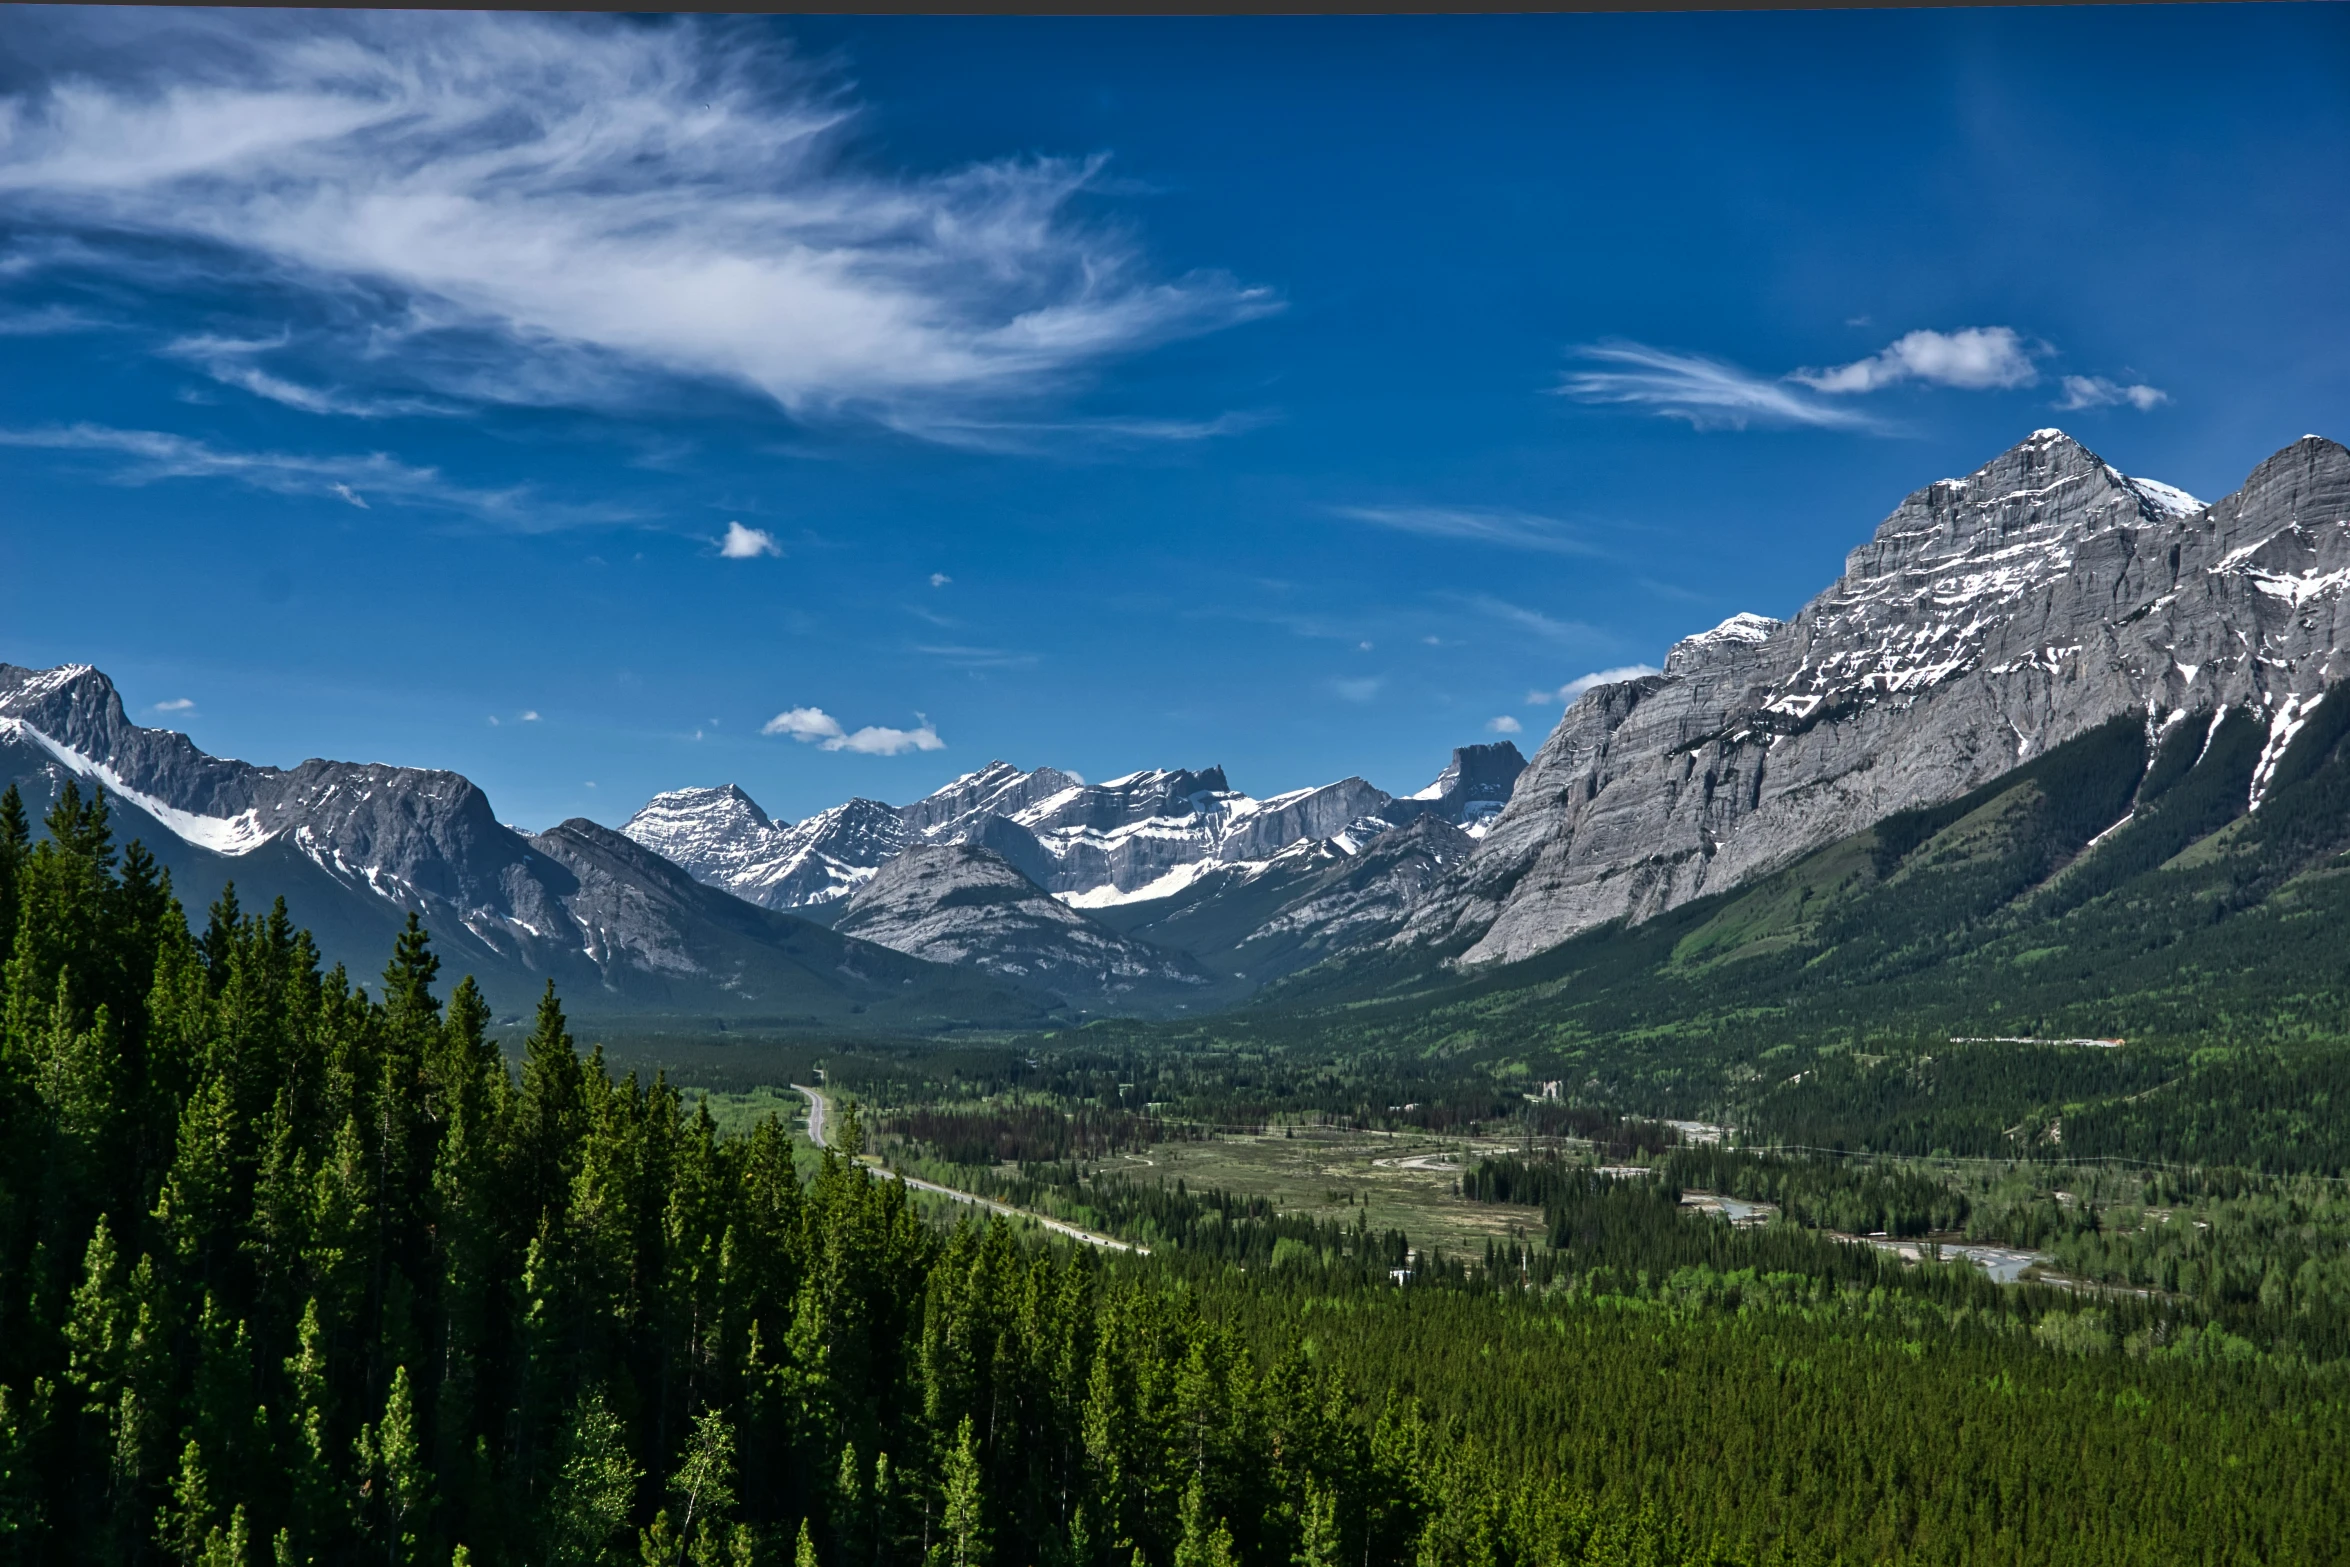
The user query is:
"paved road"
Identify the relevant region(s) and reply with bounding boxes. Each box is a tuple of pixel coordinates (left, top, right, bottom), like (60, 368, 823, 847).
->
(791, 1085, 1145, 1254)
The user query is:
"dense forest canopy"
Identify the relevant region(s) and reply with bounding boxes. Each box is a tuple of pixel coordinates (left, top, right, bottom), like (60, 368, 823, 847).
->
(5, 784, 2350, 1567)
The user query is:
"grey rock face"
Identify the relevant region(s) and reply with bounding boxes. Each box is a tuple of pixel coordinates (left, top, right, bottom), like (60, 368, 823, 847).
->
(834, 843, 1206, 1009)
(1387, 741, 1528, 836)
(1405, 429, 2350, 966)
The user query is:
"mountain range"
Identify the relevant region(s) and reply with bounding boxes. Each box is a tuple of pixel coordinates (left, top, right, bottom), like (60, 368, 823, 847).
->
(7, 427, 2346, 1028)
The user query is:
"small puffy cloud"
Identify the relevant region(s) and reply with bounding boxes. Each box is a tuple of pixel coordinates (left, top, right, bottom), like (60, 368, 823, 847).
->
(151, 697, 195, 713)
(720, 521, 781, 559)
(929, 572, 952, 587)
(1485, 714, 1523, 734)
(2057, 375, 2167, 412)
(762, 705, 944, 755)
(520, 710, 540, 722)
(1795, 327, 2040, 395)
(1529, 665, 1662, 706)
(763, 707, 846, 742)
(832, 721, 945, 756)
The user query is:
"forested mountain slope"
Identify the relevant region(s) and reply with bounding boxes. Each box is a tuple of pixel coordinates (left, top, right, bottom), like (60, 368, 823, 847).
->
(1176, 679, 2350, 1168)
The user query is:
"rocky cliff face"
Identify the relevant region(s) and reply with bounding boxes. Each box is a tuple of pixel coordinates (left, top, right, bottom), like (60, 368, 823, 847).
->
(1404, 429, 2350, 965)
(1386, 742, 1526, 836)
(832, 844, 1208, 1011)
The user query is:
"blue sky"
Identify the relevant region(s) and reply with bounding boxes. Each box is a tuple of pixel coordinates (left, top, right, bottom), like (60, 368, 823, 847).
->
(2, 4, 2345, 830)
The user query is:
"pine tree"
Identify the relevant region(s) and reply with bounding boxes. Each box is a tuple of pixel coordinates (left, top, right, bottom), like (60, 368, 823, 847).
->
(545, 1388, 640, 1567)
(1172, 1479, 1236, 1567)
(282, 1299, 339, 1558)
(355, 1367, 428, 1567)
(518, 982, 586, 1225)
(160, 1438, 216, 1565)
(0, 782, 30, 1003)
(935, 1416, 986, 1567)
(1293, 1482, 1339, 1567)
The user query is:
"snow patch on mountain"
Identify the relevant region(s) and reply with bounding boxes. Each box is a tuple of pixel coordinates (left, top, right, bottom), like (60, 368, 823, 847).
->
(1, 716, 273, 855)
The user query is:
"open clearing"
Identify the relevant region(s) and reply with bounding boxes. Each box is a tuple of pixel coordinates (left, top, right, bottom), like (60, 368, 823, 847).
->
(1112, 1126, 1555, 1257)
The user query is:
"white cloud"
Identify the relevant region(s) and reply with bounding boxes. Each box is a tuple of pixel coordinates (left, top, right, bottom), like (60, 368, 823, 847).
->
(761, 705, 944, 755)
(1529, 665, 1661, 706)
(520, 710, 540, 722)
(0, 12, 1274, 436)
(905, 409, 1275, 452)
(1331, 677, 1384, 704)
(2056, 375, 2168, 412)
(0, 421, 630, 528)
(1485, 714, 1522, 734)
(763, 707, 845, 742)
(1557, 342, 1878, 431)
(1794, 327, 2040, 394)
(719, 521, 781, 559)
(929, 572, 952, 588)
(151, 697, 195, 713)
(0, 303, 101, 335)
(1458, 594, 1600, 645)
(914, 644, 1037, 670)
(1331, 504, 1604, 557)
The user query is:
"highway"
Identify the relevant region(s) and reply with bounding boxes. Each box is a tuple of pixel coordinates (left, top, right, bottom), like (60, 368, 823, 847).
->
(790, 1084, 1145, 1254)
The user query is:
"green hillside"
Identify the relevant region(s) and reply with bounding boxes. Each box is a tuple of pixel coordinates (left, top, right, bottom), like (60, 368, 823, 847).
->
(1104, 687, 2350, 1173)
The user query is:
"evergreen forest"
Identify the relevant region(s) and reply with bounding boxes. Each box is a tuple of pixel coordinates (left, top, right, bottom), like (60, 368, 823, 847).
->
(7, 759, 2350, 1567)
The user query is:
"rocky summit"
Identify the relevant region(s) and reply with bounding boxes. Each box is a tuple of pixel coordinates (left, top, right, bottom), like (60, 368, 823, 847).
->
(622, 745, 1520, 918)
(1401, 429, 2350, 966)
(832, 843, 1210, 1012)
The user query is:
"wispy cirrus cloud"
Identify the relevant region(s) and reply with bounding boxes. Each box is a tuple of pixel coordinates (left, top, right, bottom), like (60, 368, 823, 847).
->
(2056, 375, 2168, 412)
(1557, 342, 1879, 431)
(1560, 327, 2058, 432)
(0, 421, 628, 528)
(1454, 593, 1603, 645)
(1331, 504, 1605, 557)
(164, 333, 456, 418)
(761, 705, 944, 755)
(904, 409, 1277, 453)
(0, 302, 102, 336)
(913, 644, 1038, 671)
(0, 11, 1276, 437)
